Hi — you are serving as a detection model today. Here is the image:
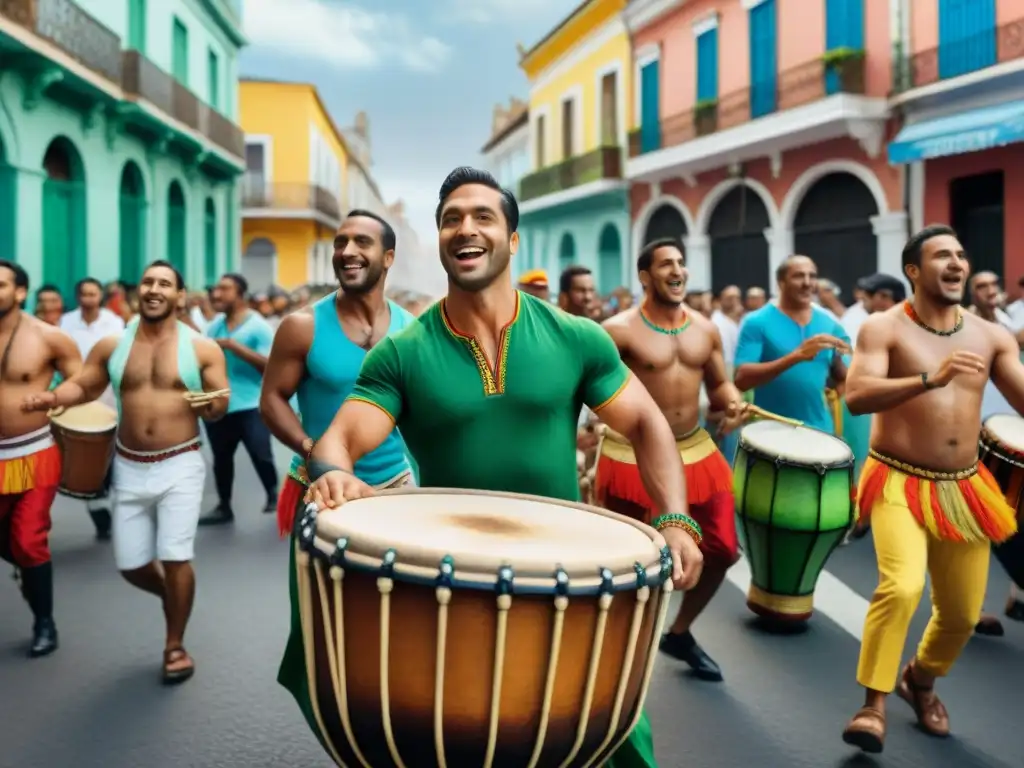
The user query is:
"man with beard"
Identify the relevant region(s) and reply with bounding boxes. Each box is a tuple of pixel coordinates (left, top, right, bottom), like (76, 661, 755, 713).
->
(595, 239, 746, 682)
(200, 273, 277, 525)
(0, 260, 81, 657)
(34, 284, 64, 326)
(60, 277, 126, 540)
(260, 209, 416, 737)
(839, 226, 1024, 752)
(558, 264, 596, 317)
(302, 167, 704, 768)
(25, 260, 229, 682)
(734, 256, 851, 431)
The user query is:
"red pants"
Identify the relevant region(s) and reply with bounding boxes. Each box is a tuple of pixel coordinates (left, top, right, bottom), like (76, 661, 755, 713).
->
(0, 443, 61, 567)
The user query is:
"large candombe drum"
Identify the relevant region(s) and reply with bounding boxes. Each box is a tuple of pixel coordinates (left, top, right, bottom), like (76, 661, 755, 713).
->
(294, 488, 672, 768)
(734, 421, 854, 623)
(49, 401, 117, 499)
(980, 414, 1024, 588)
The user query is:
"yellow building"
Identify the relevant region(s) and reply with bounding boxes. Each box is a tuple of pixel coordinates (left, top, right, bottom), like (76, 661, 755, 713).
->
(239, 79, 362, 290)
(516, 0, 631, 295)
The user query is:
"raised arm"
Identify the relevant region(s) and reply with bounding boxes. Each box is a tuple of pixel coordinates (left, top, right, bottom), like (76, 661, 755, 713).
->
(844, 315, 921, 415)
(991, 323, 1024, 415)
(194, 336, 229, 421)
(259, 312, 314, 455)
(47, 336, 116, 408)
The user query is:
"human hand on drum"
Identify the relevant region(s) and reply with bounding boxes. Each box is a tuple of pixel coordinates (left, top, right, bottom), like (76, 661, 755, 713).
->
(929, 351, 987, 387)
(21, 391, 58, 414)
(794, 334, 850, 362)
(305, 469, 375, 509)
(182, 389, 230, 410)
(661, 526, 704, 591)
(712, 400, 750, 437)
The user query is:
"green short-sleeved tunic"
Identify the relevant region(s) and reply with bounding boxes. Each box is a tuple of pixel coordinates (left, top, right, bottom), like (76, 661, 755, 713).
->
(280, 291, 659, 768)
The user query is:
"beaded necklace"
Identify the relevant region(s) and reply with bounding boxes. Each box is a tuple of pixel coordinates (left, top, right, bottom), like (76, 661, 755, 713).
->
(903, 300, 963, 337)
(640, 307, 691, 336)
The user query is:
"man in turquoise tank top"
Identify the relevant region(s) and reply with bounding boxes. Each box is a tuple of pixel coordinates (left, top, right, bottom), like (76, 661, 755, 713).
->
(303, 168, 705, 768)
(260, 209, 416, 742)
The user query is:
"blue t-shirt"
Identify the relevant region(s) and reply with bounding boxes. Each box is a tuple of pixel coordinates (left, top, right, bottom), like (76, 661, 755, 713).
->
(734, 304, 850, 432)
(206, 311, 275, 413)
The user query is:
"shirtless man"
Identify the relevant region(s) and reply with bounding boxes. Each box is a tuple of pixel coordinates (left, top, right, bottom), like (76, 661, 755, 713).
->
(840, 225, 1024, 753)
(0, 260, 81, 657)
(24, 260, 229, 683)
(597, 238, 746, 682)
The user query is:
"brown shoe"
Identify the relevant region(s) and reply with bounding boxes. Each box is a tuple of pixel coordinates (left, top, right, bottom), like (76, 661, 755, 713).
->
(896, 662, 950, 737)
(842, 706, 885, 753)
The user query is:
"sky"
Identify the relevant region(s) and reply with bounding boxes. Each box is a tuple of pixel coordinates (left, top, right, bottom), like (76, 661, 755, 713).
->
(239, 0, 577, 250)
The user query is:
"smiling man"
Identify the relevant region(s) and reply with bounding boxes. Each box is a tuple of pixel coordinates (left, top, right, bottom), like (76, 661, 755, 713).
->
(303, 166, 705, 768)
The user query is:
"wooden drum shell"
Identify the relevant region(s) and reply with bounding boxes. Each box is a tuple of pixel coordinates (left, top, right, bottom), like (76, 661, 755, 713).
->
(50, 403, 117, 500)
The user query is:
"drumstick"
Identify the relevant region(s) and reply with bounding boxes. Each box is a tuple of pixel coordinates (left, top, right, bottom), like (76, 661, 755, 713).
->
(746, 404, 804, 427)
(183, 388, 230, 401)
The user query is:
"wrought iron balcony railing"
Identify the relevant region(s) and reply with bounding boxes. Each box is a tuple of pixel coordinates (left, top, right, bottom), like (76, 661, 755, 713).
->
(897, 17, 1024, 92)
(628, 54, 867, 158)
(242, 180, 341, 221)
(0, 0, 122, 85)
(519, 145, 623, 202)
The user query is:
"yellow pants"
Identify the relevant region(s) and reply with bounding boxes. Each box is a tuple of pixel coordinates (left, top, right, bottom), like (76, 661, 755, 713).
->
(856, 470, 991, 693)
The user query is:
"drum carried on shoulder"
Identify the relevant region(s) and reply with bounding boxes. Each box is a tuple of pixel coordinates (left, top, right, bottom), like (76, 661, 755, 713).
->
(294, 488, 672, 768)
(49, 401, 117, 500)
(980, 414, 1024, 589)
(734, 420, 855, 623)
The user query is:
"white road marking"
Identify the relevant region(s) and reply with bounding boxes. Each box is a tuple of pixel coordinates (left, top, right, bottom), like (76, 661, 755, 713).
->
(724, 557, 869, 640)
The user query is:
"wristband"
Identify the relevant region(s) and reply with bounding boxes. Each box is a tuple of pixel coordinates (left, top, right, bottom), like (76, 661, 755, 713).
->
(652, 513, 703, 547)
(306, 458, 351, 483)
(921, 372, 937, 390)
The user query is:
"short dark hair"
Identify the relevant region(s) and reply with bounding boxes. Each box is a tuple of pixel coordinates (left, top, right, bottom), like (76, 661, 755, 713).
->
(775, 255, 816, 283)
(75, 277, 103, 296)
(223, 272, 248, 297)
(434, 166, 519, 233)
(902, 224, 958, 274)
(637, 238, 684, 275)
(0, 259, 28, 291)
(346, 209, 397, 252)
(559, 265, 592, 295)
(36, 283, 61, 297)
(143, 259, 185, 290)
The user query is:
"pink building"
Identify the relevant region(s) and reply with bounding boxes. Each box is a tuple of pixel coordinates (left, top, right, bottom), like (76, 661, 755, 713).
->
(624, 0, 905, 300)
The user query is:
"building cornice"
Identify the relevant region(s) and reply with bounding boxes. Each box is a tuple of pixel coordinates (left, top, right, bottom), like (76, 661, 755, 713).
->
(199, 0, 247, 47)
(519, 0, 624, 80)
(481, 108, 530, 153)
(623, 0, 687, 33)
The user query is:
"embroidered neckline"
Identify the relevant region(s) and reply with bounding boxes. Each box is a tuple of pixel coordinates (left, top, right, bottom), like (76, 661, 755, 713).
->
(903, 300, 963, 336)
(440, 291, 521, 396)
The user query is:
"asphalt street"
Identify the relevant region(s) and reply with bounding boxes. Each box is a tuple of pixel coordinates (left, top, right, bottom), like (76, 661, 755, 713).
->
(2, 441, 1023, 768)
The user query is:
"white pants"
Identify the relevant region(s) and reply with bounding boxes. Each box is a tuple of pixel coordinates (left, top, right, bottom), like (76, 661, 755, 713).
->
(112, 449, 206, 570)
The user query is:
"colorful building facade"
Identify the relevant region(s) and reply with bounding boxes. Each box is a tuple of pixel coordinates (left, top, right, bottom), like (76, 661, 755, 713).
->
(625, 0, 906, 300)
(888, 0, 1024, 286)
(0, 0, 246, 299)
(518, 0, 633, 295)
(481, 97, 532, 278)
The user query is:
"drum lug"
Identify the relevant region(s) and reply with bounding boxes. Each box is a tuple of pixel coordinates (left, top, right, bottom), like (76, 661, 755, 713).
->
(633, 561, 647, 589)
(496, 565, 515, 596)
(379, 548, 397, 578)
(436, 555, 455, 589)
(659, 546, 672, 580)
(553, 567, 569, 597)
(297, 504, 318, 553)
(329, 538, 348, 569)
(598, 568, 614, 596)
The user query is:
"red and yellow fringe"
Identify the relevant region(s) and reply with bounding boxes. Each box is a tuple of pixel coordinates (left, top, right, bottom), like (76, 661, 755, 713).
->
(857, 453, 1017, 544)
(0, 444, 61, 495)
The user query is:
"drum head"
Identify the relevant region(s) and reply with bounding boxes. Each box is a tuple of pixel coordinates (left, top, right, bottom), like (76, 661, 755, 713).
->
(984, 414, 1024, 450)
(741, 420, 852, 465)
(50, 401, 117, 433)
(313, 489, 662, 581)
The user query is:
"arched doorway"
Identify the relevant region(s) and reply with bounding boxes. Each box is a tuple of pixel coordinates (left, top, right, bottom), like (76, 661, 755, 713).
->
(708, 185, 770, 293)
(0, 137, 14, 263)
(643, 204, 688, 246)
(558, 232, 575, 277)
(119, 162, 146, 285)
(42, 138, 87, 300)
(243, 237, 277, 291)
(204, 198, 217, 287)
(792, 172, 879, 301)
(167, 181, 187, 277)
(597, 224, 622, 294)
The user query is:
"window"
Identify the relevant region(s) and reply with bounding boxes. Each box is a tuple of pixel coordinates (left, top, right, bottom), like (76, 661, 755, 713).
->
(561, 97, 575, 159)
(638, 53, 661, 153)
(600, 71, 618, 146)
(207, 48, 220, 108)
(825, 0, 864, 94)
(748, 0, 777, 118)
(938, 0, 996, 79)
(172, 17, 189, 85)
(535, 114, 546, 168)
(127, 0, 146, 53)
(696, 26, 719, 102)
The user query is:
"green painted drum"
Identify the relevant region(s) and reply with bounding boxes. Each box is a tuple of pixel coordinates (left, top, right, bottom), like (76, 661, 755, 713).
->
(734, 421, 855, 622)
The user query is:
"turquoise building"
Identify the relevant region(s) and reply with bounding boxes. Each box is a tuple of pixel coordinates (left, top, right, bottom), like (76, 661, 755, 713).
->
(0, 0, 246, 301)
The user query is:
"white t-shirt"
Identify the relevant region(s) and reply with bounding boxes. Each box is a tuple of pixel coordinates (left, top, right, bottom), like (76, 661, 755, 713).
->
(60, 308, 125, 410)
(982, 308, 1023, 419)
(841, 302, 869, 346)
(710, 310, 739, 366)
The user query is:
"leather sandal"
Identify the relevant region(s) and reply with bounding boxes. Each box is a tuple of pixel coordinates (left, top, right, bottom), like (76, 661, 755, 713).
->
(842, 706, 885, 753)
(896, 662, 950, 737)
(162, 646, 195, 685)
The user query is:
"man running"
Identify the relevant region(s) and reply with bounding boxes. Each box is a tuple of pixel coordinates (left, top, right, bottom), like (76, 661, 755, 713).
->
(260, 208, 416, 737)
(26, 260, 229, 683)
(597, 238, 746, 682)
(840, 226, 1024, 752)
(303, 167, 703, 768)
(0, 260, 81, 657)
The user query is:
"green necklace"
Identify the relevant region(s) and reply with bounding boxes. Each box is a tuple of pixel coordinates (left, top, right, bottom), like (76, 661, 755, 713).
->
(640, 308, 691, 336)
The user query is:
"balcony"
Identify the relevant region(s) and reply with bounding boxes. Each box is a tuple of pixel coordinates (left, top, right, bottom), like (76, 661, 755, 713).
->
(896, 17, 1024, 94)
(241, 179, 341, 224)
(629, 53, 867, 158)
(518, 146, 623, 203)
(0, 0, 122, 86)
(122, 50, 244, 159)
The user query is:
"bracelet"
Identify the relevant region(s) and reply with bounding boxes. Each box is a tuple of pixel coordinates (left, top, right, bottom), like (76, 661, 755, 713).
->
(920, 371, 937, 390)
(652, 513, 703, 546)
(306, 458, 351, 483)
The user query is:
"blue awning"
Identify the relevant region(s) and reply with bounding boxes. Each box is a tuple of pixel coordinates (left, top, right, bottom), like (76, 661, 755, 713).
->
(888, 101, 1024, 164)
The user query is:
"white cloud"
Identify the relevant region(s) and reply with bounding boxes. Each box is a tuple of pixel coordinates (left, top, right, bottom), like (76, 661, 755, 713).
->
(447, 0, 575, 25)
(243, 0, 451, 73)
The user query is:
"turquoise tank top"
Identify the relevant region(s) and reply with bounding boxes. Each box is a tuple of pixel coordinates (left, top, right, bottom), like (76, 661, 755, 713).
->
(290, 296, 414, 485)
(107, 317, 203, 421)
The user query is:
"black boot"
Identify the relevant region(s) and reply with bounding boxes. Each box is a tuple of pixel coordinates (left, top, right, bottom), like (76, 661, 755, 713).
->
(199, 504, 234, 526)
(89, 508, 112, 541)
(20, 562, 58, 658)
(659, 630, 723, 681)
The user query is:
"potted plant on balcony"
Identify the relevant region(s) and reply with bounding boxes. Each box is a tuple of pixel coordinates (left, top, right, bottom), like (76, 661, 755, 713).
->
(694, 99, 718, 136)
(821, 47, 866, 93)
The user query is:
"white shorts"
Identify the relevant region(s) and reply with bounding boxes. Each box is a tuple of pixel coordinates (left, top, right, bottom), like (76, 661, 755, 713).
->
(111, 447, 206, 570)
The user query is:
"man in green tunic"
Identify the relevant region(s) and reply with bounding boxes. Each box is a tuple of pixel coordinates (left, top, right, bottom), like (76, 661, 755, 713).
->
(298, 167, 704, 767)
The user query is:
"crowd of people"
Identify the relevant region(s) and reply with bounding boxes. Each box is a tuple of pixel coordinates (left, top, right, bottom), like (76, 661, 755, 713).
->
(1, 164, 1023, 765)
